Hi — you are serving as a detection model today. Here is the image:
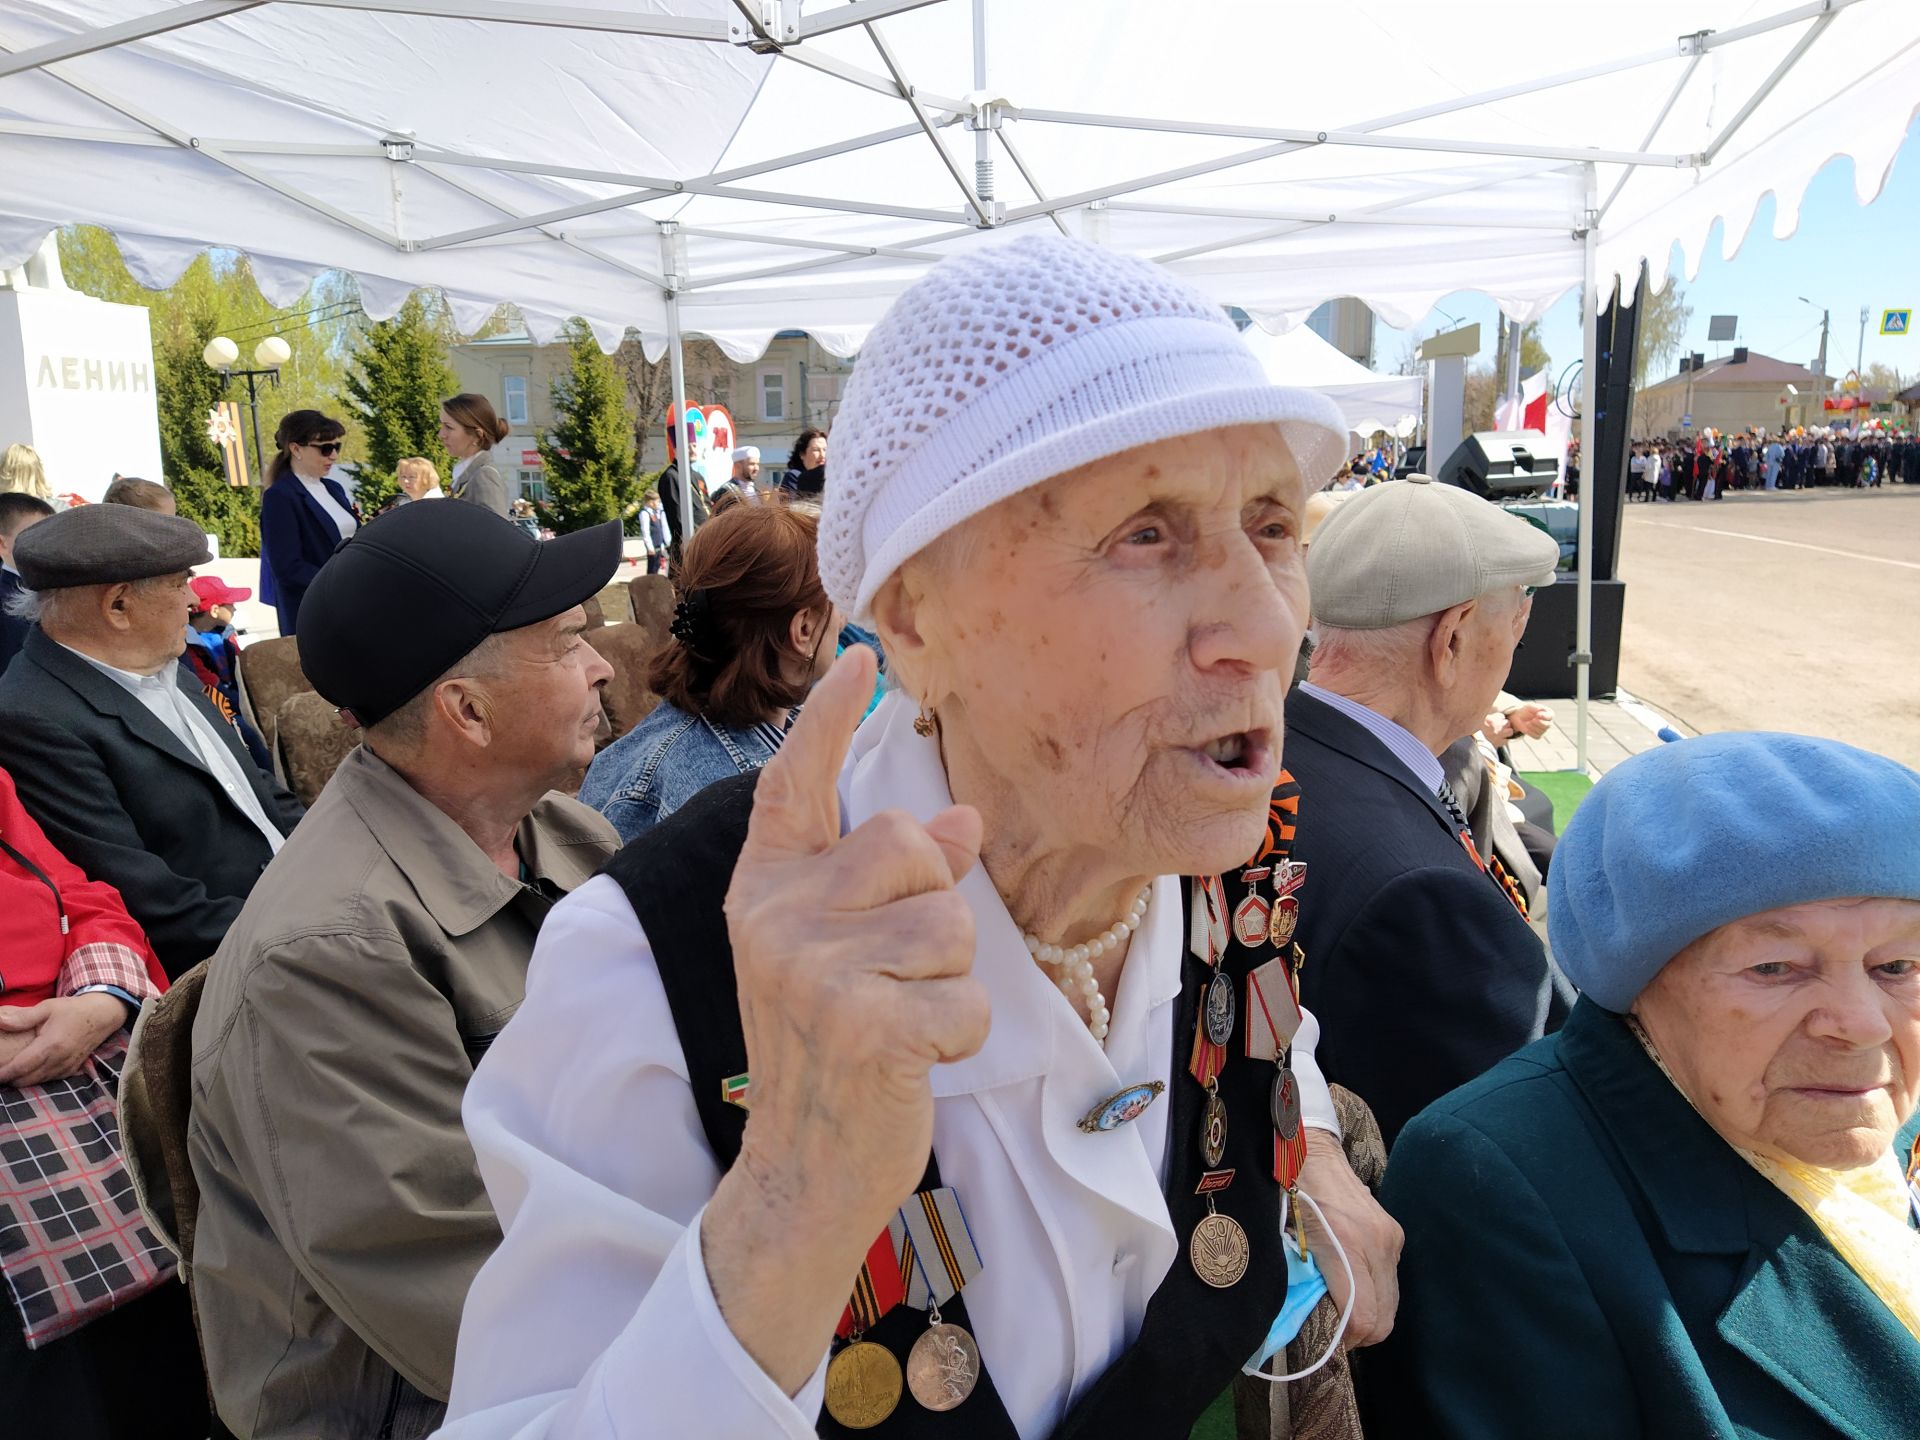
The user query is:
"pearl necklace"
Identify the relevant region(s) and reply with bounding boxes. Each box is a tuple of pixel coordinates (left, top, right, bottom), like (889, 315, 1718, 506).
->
(1022, 885, 1152, 1043)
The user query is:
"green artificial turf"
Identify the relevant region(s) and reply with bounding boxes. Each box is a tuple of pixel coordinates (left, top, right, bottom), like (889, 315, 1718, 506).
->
(1520, 769, 1594, 834)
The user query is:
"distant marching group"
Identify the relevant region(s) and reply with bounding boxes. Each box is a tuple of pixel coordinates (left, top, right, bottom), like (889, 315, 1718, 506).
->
(1625, 431, 1918, 502)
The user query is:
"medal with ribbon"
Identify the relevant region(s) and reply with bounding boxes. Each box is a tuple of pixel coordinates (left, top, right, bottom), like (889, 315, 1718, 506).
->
(1186, 868, 1250, 1290)
(890, 1187, 985, 1413)
(825, 1228, 909, 1429)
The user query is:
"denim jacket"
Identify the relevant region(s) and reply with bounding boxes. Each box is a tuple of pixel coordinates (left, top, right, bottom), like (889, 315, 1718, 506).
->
(580, 699, 796, 843)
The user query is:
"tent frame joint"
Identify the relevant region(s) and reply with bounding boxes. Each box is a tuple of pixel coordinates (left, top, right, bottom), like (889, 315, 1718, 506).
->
(1677, 29, 1714, 57)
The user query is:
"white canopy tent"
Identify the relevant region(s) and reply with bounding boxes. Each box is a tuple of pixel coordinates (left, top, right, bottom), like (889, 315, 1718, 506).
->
(3, 0, 1918, 766)
(1238, 325, 1422, 442)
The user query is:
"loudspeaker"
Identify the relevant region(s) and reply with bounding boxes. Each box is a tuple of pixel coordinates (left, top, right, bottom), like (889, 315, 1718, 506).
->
(1392, 445, 1427, 479)
(1504, 576, 1626, 699)
(1437, 430, 1556, 498)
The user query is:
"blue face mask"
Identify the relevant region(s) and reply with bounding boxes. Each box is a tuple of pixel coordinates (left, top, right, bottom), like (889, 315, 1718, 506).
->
(1242, 1239, 1331, 1375)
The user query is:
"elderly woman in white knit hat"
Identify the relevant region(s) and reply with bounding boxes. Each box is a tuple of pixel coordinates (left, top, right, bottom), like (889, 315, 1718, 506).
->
(436, 236, 1402, 1440)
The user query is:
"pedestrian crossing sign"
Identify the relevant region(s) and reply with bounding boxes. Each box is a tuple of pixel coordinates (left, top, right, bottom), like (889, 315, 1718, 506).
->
(1883, 309, 1911, 336)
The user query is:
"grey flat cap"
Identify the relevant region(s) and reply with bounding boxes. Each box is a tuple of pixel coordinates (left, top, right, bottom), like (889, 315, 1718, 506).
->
(1307, 475, 1559, 629)
(13, 503, 211, 590)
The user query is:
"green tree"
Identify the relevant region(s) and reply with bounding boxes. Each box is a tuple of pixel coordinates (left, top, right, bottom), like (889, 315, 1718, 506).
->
(338, 291, 459, 514)
(56, 226, 359, 554)
(1632, 279, 1692, 389)
(539, 319, 638, 533)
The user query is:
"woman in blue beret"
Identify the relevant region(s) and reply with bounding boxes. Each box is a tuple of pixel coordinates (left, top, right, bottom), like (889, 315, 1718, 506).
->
(1369, 732, 1920, 1440)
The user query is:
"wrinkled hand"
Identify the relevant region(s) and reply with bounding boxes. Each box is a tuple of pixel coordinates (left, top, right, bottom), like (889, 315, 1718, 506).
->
(1504, 702, 1555, 739)
(705, 649, 989, 1392)
(0, 994, 126, 1087)
(1298, 1127, 1403, 1349)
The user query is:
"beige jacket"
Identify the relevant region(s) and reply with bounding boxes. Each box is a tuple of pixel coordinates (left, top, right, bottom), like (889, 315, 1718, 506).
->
(187, 746, 618, 1439)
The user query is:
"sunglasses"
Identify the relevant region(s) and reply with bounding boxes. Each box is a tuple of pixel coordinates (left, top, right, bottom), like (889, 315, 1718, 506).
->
(307, 440, 344, 457)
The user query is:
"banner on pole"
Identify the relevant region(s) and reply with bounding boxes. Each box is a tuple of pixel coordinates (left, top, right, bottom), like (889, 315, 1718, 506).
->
(206, 402, 250, 487)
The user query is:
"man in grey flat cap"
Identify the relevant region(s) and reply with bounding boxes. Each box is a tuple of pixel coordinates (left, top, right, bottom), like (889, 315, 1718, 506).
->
(1283, 475, 1572, 1149)
(0, 504, 304, 977)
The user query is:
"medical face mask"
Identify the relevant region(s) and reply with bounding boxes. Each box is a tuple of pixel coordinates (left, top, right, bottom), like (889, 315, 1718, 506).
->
(1241, 1186, 1351, 1384)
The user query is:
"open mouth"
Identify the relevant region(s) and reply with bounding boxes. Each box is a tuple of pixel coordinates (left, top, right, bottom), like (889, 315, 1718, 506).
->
(1190, 729, 1275, 783)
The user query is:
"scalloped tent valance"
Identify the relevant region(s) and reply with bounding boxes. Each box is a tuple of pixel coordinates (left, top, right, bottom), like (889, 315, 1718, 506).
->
(2, 0, 1916, 360)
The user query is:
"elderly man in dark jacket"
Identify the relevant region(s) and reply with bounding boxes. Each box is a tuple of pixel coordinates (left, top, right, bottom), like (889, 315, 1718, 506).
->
(1285, 475, 1570, 1147)
(0, 505, 303, 977)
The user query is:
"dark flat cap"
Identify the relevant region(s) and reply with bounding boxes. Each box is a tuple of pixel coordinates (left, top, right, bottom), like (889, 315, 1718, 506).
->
(13, 503, 211, 590)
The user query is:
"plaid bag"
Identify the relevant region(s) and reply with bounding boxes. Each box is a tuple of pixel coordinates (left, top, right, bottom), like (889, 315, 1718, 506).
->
(0, 1033, 176, 1347)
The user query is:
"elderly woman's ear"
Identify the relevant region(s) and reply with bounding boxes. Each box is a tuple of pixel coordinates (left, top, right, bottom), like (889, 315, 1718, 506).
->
(868, 560, 946, 706)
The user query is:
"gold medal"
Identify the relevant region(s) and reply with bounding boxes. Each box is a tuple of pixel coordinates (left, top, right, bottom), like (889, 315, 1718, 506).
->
(906, 1320, 980, 1412)
(1268, 894, 1300, 946)
(1199, 1088, 1228, 1169)
(824, 1340, 904, 1430)
(1189, 1208, 1250, 1288)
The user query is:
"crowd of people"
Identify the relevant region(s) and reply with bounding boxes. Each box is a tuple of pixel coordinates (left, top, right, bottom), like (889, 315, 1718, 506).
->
(0, 236, 1915, 1440)
(1627, 429, 1920, 502)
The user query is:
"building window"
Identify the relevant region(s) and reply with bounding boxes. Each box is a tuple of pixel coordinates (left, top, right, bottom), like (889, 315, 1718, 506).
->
(503, 375, 529, 427)
(516, 471, 546, 504)
(759, 368, 787, 423)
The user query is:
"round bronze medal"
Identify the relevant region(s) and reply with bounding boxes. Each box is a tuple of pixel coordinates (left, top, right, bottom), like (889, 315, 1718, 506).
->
(1204, 969, 1236, 1047)
(1270, 1066, 1302, 1142)
(906, 1321, 980, 1412)
(825, 1340, 904, 1430)
(1268, 894, 1300, 947)
(1189, 1210, 1251, 1288)
(1200, 1089, 1228, 1168)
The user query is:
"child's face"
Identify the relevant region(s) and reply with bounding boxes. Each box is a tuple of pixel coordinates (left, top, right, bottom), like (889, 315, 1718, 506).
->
(211, 603, 235, 626)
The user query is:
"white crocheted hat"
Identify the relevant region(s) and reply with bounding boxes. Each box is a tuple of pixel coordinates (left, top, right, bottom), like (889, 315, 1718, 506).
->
(820, 234, 1350, 621)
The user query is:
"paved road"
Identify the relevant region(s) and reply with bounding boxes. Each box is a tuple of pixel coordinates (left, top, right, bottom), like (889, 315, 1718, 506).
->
(1616, 485, 1920, 767)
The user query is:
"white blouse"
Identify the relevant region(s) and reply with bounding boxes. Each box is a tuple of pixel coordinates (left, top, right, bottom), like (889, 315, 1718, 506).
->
(300, 474, 357, 539)
(439, 691, 1336, 1440)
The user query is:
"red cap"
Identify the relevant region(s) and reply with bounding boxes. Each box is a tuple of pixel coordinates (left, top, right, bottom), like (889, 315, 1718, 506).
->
(189, 575, 252, 613)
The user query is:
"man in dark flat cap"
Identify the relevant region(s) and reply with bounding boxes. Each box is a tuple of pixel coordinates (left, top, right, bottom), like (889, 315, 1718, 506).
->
(0, 505, 304, 977)
(186, 502, 622, 1440)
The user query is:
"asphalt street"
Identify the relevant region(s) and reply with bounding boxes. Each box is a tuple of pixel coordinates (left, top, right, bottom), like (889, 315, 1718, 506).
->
(1616, 485, 1920, 767)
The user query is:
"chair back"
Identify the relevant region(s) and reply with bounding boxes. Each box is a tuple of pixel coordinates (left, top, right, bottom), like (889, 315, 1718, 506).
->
(583, 623, 663, 741)
(121, 961, 210, 1269)
(273, 689, 361, 806)
(235, 634, 312, 754)
(627, 573, 674, 645)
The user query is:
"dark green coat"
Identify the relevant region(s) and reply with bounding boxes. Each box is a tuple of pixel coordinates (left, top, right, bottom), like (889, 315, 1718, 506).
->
(1369, 997, 1920, 1440)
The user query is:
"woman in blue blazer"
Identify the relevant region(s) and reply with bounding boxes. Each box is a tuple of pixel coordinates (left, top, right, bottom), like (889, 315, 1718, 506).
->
(259, 410, 359, 637)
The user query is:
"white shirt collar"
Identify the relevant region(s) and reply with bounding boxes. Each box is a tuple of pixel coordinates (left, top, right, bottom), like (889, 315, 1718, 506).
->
(57, 641, 175, 690)
(422, 484, 445, 499)
(840, 691, 1186, 1099)
(1298, 680, 1447, 794)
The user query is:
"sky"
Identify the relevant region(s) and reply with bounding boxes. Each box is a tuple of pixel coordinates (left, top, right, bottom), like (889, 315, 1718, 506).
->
(1374, 118, 1920, 391)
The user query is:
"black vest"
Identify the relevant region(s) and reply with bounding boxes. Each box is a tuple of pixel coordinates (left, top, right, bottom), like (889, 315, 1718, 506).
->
(602, 773, 1292, 1440)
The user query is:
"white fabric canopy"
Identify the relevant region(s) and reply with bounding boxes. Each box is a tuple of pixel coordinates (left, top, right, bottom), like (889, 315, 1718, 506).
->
(5, 0, 1917, 770)
(1238, 325, 1422, 439)
(3, 0, 1917, 358)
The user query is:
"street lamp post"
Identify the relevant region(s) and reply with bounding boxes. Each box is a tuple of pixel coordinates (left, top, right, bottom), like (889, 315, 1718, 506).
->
(203, 335, 291, 482)
(1796, 297, 1829, 420)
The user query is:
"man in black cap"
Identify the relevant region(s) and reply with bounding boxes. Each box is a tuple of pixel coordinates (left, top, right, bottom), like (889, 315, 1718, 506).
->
(0, 505, 305, 976)
(186, 502, 623, 1440)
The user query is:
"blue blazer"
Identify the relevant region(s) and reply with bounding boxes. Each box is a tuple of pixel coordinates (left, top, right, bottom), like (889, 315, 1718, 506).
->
(259, 473, 358, 636)
(1369, 997, 1920, 1440)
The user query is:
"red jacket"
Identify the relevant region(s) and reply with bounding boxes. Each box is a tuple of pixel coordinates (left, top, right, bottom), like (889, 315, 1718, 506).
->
(1, 766, 166, 1007)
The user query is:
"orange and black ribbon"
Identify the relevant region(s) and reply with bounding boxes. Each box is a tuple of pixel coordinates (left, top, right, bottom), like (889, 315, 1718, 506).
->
(835, 1227, 906, 1339)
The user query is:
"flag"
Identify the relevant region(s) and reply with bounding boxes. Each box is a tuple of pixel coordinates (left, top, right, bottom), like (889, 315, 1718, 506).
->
(1495, 368, 1549, 432)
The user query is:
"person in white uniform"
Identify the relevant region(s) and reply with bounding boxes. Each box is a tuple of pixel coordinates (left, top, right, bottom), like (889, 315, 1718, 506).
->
(439, 236, 1405, 1440)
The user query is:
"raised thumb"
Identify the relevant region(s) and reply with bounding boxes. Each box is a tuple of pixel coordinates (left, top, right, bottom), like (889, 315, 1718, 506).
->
(921, 804, 983, 885)
(741, 645, 877, 860)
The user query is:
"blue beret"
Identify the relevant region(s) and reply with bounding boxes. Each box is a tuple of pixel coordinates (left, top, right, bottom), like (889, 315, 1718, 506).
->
(1548, 733, 1920, 1012)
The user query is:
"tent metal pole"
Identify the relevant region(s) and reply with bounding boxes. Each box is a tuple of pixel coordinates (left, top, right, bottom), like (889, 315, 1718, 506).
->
(866, 23, 993, 226)
(1575, 165, 1599, 777)
(1012, 110, 1686, 169)
(1596, 50, 1704, 226)
(1699, 8, 1838, 164)
(0, 0, 260, 79)
(777, 44, 969, 119)
(994, 129, 1072, 238)
(665, 284, 695, 555)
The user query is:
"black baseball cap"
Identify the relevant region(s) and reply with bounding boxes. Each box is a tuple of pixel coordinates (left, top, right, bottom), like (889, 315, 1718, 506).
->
(299, 501, 621, 726)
